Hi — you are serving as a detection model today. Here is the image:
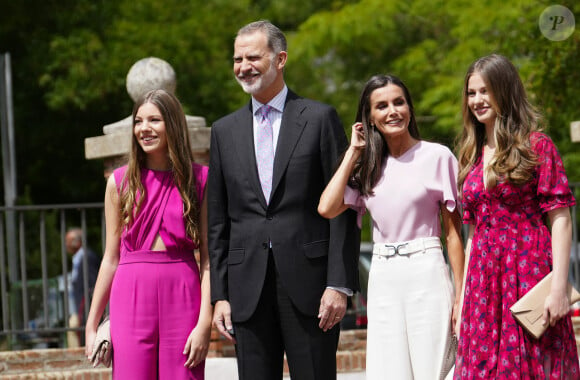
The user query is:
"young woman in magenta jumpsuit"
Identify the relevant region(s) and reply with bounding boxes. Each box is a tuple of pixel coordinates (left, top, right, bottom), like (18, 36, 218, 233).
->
(454, 54, 579, 379)
(85, 89, 212, 379)
(319, 75, 465, 379)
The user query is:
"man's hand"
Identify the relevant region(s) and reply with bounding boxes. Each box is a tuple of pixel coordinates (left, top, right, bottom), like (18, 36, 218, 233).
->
(317, 288, 347, 332)
(213, 300, 236, 343)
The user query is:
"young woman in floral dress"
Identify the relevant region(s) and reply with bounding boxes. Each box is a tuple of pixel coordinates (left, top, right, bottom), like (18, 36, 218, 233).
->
(455, 54, 579, 379)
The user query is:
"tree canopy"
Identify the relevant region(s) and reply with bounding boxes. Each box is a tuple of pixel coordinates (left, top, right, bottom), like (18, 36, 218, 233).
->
(0, 0, 578, 205)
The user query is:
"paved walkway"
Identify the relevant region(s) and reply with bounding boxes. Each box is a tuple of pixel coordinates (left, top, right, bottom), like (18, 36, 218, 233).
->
(206, 358, 366, 380)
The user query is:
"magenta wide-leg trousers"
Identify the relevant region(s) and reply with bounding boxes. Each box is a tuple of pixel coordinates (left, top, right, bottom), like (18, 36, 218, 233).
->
(109, 250, 204, 380)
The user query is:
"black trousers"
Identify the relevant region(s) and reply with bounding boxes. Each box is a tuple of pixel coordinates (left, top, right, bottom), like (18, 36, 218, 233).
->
(234, 252, 340, 380)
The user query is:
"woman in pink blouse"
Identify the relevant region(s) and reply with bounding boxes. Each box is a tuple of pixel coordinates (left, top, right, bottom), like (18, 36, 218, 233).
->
(454, 54, 579, 379)
(319, 74, 464, 379)
(85, 89, 212, 379)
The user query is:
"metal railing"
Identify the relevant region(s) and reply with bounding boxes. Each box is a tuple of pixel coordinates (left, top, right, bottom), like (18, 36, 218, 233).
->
(0, 203, 104, 349)
(0, 183, 578, 349)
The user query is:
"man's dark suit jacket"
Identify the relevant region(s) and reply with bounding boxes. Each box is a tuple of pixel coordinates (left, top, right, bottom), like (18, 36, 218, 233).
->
(208, 89, 359, 322)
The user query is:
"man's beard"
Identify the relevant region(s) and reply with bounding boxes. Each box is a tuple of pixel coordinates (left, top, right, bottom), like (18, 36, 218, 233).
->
(236, 59, 277, 95)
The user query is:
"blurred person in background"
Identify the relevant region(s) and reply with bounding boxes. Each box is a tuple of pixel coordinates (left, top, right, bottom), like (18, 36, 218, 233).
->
(65, 227, 100, 346)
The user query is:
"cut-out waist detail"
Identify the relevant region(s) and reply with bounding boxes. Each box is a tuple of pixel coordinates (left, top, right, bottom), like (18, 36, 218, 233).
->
(119, 249, 195, 264)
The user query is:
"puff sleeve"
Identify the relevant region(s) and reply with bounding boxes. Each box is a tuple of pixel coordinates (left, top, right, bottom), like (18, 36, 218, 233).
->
(532, 132, 575, 213)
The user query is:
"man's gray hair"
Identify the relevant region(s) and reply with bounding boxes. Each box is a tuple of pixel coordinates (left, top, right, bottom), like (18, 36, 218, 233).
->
(237, 20, 287, 55)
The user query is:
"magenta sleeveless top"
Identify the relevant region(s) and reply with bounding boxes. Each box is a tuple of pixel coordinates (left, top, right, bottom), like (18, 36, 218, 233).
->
(113, 163, 208, 254)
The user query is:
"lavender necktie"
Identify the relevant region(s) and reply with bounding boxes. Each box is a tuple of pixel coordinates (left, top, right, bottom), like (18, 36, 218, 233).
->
(256, 105, 274, 202)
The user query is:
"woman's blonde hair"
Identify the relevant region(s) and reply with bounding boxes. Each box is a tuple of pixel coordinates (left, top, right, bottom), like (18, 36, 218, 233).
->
(457, 54, 541, 192)
(119, 89, 200, 245)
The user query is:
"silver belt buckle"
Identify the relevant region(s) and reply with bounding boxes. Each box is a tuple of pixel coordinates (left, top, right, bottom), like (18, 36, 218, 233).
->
(384, 243, 408, 256)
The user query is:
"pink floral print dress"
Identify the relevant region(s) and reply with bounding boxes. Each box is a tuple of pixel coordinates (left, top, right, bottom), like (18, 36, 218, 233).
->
(454, 132, 579, 379)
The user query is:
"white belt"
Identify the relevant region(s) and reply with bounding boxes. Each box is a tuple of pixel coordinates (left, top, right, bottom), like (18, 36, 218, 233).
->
(372, 237, 441, 257)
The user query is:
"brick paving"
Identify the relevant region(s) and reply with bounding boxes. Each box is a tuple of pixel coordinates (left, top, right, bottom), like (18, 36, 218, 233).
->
(2, 318, 579, 379)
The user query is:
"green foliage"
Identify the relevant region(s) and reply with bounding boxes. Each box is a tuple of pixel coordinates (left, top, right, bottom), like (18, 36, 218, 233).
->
(38, 0, 250, 120)
(288, 0, 580, 180)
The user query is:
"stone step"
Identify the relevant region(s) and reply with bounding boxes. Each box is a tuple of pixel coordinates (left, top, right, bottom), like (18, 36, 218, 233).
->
(0, 349, 366, 379)
(0, 368, 111, 380)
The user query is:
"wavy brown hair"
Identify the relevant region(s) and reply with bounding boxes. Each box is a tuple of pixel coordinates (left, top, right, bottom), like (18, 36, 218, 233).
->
(350, 74, 420, 196)
(119, 89, 201, 245)
(457, 54, 541, 192)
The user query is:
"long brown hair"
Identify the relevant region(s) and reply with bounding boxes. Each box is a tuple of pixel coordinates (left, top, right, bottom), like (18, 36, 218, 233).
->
(457, 54, 541, 191)
(350, 74, 420, 196)
(119, 89, 201, 244)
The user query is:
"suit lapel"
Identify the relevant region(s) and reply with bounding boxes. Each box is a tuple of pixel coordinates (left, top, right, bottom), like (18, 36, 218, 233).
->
(271, 91, 307, 200)
(231, 103, 269, 208)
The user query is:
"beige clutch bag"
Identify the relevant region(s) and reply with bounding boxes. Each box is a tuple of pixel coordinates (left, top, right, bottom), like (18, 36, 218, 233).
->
(90, 316, 112, 368)
(510, 272, 580, 339)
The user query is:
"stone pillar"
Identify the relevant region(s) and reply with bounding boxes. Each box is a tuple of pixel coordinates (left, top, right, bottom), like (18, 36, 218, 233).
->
(84, 57, 210, 178)
(571, 121, 580, 143)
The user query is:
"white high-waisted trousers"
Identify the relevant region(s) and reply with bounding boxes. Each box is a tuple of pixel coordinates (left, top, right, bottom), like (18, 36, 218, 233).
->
(366, 238, 454, 380)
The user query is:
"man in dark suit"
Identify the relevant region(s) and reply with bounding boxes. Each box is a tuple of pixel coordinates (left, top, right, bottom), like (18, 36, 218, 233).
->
(208, 20, 359, 380)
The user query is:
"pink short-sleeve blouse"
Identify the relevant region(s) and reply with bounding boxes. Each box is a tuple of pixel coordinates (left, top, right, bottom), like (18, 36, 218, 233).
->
(345, 141, 458, 243)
